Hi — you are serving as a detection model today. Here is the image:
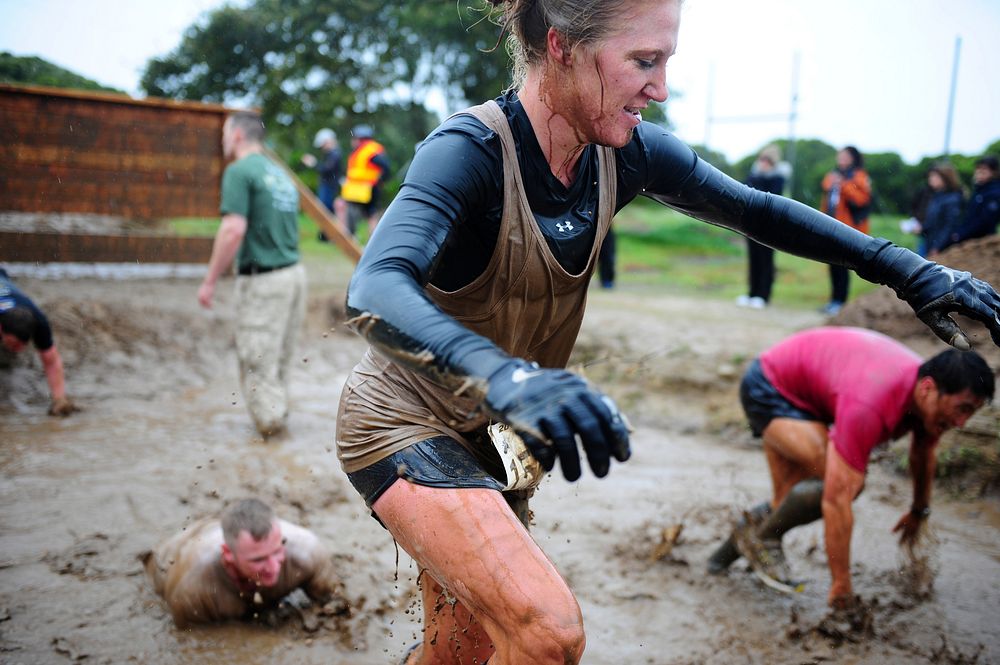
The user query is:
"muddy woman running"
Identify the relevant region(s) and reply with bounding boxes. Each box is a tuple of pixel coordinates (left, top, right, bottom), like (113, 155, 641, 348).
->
(333, 1, 1000, 663)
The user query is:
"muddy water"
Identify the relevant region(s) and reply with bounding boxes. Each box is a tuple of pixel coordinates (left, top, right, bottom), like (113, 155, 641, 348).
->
(2, 273, 999, 664)
(1, 349, 425, 664)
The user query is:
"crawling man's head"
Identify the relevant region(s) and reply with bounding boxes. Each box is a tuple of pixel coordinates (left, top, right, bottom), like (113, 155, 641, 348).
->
(220, 498, 286, 588)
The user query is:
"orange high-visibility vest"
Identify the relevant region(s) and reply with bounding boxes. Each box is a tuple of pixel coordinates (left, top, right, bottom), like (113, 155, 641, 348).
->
(340, 140, 385, 204)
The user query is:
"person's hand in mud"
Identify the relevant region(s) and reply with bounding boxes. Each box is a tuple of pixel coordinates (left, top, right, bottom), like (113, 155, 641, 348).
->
(48, 396, 79, 417)
(828, 581, 855, 610)
(891, 507, 928, 547)
(483, 360, 631, 482)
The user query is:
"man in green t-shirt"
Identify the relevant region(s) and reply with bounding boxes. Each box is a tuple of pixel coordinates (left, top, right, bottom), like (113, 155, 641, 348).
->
(198, 111, 307, 437)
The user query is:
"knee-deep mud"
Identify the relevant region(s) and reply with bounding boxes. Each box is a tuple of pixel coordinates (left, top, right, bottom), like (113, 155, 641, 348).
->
(2, 246, 998, 664)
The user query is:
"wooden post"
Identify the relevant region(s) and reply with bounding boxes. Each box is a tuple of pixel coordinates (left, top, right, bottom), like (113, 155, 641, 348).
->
(263, 147, 363, 264)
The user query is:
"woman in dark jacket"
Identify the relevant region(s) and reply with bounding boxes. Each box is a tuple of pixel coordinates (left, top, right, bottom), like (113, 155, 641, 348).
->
(945, 155, 1000, 250)
(919, 162, 965, 258)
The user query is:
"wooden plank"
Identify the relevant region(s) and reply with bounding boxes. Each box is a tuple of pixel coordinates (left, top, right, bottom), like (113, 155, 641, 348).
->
(1, 164, 220, 188)
(0, 82, 232, 115)
(0, 145, 220, 174)
(262, 147, 362, 264)
(0, 176, 218, 219)
(0, 231, 214, 264)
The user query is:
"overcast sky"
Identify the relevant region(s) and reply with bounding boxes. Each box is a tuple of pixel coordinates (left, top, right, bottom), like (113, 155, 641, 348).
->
(2, 0, 998, 163)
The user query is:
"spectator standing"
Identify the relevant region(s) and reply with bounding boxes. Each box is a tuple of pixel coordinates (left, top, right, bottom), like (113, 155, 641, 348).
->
(336, 124, 391, 238)
(597, 226, 616, 289)
(737, 145, 788, 308)
(918, 162, 965, 258)
(944, 155, 1000, 250)
(302, 128, 342, 243)
(303, 128, 342, 213)
(819, 146, 872, 316)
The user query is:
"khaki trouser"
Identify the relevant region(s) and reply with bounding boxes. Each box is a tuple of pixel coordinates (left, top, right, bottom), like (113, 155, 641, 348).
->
(234, 263, 306, 434)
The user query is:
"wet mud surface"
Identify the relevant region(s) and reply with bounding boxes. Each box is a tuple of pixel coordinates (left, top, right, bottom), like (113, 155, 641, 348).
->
(2, 255, 998, 664)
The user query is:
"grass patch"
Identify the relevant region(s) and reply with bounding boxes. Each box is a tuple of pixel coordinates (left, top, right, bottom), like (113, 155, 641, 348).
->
(169, 198, 919, 310)
(165, 217, 217, 237)
(166, 214, 371, 264)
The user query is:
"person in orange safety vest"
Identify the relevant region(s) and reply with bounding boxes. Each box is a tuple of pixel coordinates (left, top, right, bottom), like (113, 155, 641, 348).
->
(336, 124, 391, 238)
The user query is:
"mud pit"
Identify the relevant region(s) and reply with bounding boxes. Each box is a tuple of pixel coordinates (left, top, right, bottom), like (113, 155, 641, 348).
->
(2, 254, 998, 664)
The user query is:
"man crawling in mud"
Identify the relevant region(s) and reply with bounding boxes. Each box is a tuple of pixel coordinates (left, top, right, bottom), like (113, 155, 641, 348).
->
(707, 327, 994, 608)
(143, 498, 340, 627)
(0, 267, 77, 416)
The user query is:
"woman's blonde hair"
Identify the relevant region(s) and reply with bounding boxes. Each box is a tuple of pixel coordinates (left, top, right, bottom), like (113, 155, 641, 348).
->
(484, 0, 650, 89)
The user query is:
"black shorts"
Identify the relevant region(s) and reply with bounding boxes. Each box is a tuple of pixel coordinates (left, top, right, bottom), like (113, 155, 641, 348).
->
(346, 433, 532, 527)
(739, 358, 820, 437)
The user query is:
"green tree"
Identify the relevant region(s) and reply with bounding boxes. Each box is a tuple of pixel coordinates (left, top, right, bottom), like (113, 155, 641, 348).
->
(781, 139, 837, 205)
(864, 152, 917, 215)
(688, 144, 733, 176)
(0, 52, 124, 94)
(140, 0, 513, 183)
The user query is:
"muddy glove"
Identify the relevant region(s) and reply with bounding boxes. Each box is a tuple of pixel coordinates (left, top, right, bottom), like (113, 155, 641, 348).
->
(48, 396, 80, 417)
(857, 239, 1000, 349)
(483, 360, 630, 482)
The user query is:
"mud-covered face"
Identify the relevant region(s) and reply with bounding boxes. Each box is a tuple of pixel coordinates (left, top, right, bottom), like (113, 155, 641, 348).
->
(1, 331, 27, 353)
(915, 380, 985, 439)
(227, 522, 286, 587)
(553, 1, 679, 148)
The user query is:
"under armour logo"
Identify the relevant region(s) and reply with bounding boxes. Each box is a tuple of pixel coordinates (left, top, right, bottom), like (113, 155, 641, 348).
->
(556, 220, 574, 233)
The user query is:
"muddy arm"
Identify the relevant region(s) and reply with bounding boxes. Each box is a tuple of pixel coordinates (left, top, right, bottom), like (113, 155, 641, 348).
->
(38, 345, 66, 401)
(344, 127, 515, 396)
(893, 433, 936, 546)
(822, 444, 865, 606)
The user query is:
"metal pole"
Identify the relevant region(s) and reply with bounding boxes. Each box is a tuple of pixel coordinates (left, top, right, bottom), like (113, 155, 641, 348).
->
(786, 51, 800, 198)
(705, 62, 715, 150)
(943, 36, 962, 157)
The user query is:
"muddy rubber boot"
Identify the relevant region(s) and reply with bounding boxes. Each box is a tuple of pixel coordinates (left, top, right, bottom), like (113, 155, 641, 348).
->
(757, 478, 824, 542)
(707, 501, 772, 574)
(740, 479, 824, 584)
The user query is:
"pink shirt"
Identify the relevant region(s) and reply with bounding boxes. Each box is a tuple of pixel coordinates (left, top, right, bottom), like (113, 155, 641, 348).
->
(760, 327, 920, 472)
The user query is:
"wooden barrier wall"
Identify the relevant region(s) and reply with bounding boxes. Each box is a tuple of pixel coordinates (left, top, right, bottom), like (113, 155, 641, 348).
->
(0, 83, 361, 264)
(0, 83, 227, 221)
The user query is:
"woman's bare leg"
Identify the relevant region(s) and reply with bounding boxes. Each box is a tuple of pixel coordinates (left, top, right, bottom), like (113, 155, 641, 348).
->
(375, 479, 584, 665)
